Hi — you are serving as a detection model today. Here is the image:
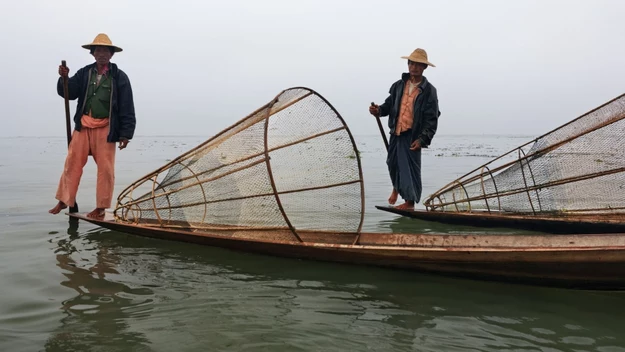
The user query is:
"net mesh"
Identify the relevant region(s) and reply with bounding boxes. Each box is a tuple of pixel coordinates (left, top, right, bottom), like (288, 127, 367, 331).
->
(424, 94, 625, 215)
(114, 87, 364, 239)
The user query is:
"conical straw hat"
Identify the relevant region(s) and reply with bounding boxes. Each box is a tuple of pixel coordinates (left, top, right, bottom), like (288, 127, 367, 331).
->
(81, 33, 123, 52)
(400, 48, 435, 67)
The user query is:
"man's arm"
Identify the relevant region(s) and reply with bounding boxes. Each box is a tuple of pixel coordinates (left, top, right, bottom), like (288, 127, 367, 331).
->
(378, 83, 396, 117)
(116, 71, 136, 142)
(57, 67, 84, 100)
(416, 87, 440, 148)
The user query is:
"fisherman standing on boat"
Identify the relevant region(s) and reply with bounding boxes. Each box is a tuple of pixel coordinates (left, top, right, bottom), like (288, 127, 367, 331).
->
(49, 33, 136, 219)
(369, 48, 440, 210)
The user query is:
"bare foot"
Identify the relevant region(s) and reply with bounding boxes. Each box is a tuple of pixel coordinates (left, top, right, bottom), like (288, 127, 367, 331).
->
(388, 189, 399, 205)
(49, 201, 67, 214)
(395, 201, 415, 210)
(86, 208, 106, 219)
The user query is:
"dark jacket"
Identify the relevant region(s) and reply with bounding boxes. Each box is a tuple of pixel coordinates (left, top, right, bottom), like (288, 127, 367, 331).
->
(57, 62, 136, 143)
(379, 73, 440, 147)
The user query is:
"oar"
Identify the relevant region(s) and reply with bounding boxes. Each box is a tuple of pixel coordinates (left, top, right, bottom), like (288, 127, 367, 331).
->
(371, 102, 389, 150)
(61, 60, 78, 213)
(371, 102, 400, 207)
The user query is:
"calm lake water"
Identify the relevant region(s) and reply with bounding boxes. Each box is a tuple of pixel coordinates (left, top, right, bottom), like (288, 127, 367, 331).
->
(1, 134, 624, 352)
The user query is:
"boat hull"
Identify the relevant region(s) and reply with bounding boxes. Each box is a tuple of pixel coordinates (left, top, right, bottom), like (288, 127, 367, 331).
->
(69, 213, 625, 290)
(376, 206, 625, 234)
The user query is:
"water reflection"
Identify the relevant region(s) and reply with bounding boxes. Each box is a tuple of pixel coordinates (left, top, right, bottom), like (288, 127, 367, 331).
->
(45, 221, 625, 351)
(377, 214, 542, 235)
(44, 220, 154, 352)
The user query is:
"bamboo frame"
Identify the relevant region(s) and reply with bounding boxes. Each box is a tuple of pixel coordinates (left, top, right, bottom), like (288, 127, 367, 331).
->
(114, 87, 365, 239)
(148, 180, 363, 212)
(518, 149, 536, 215)
(115, 104, 273, 201)
(520, 148, 543, 213)
(263, 96, 302, 242)
(479, 166, 491, 213)
(151, 174, 162, 225)
(427, 166, 625, 210)
(426, 104, 625, 202)
(119, 158, 268, 209)
(424, 94, 625, 215)
(151, 126, 347, 192)
(485, 166, 502, 212)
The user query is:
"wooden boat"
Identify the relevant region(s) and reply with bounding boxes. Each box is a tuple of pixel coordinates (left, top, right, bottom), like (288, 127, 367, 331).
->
(376, 206, 625, 234)
(69, 212, 625, 290)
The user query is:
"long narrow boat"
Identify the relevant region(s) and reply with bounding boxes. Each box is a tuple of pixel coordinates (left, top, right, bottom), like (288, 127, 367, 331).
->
(70, 212, 625, 290)
(376, 206, 625, 234)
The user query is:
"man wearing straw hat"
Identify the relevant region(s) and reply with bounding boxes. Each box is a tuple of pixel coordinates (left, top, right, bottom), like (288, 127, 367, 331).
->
(49, 33, 136, 219)
(369, 48, 440, 210)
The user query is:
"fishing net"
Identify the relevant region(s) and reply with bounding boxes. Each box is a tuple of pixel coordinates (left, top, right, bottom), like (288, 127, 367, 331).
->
(424, 94, 625, 215)
(114, 87, 364, 241)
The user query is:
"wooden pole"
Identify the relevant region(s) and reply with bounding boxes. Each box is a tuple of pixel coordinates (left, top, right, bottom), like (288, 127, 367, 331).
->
(371, 102, 388, 150)
(61, 60, 78, 213)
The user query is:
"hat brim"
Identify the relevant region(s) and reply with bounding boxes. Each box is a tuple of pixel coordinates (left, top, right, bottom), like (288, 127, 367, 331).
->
(401, 56, 435, 67)
(82, 44, 123, 53)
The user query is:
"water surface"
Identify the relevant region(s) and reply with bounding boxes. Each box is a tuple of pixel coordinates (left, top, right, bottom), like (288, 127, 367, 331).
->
(1, 135, 623, 351)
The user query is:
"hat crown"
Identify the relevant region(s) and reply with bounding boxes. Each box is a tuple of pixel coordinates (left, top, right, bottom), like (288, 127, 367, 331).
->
(410, 48, 428, 61)
(91, 33, 113, 46)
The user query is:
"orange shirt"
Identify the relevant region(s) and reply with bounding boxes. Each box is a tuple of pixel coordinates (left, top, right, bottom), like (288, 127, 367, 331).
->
(395, 80, 421, 135)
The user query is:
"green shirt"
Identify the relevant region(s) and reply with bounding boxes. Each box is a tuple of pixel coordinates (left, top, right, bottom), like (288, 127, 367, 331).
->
(83, 68, 112, 118)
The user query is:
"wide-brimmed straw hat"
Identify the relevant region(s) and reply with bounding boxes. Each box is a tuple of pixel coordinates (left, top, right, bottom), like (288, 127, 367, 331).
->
(81, 33, 123, 53)
(401, 48, 435, 67)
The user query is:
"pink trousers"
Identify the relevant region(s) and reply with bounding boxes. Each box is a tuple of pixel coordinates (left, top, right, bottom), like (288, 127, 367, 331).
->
(55, 116, 116, 208)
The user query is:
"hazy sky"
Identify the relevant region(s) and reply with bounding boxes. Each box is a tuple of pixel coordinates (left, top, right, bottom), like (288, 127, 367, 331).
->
(0, 0, 623, 139)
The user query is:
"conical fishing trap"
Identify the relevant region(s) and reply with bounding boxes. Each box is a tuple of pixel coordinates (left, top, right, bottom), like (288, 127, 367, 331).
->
(424, 93, 625, 216)
(115, 87, 364, 242)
